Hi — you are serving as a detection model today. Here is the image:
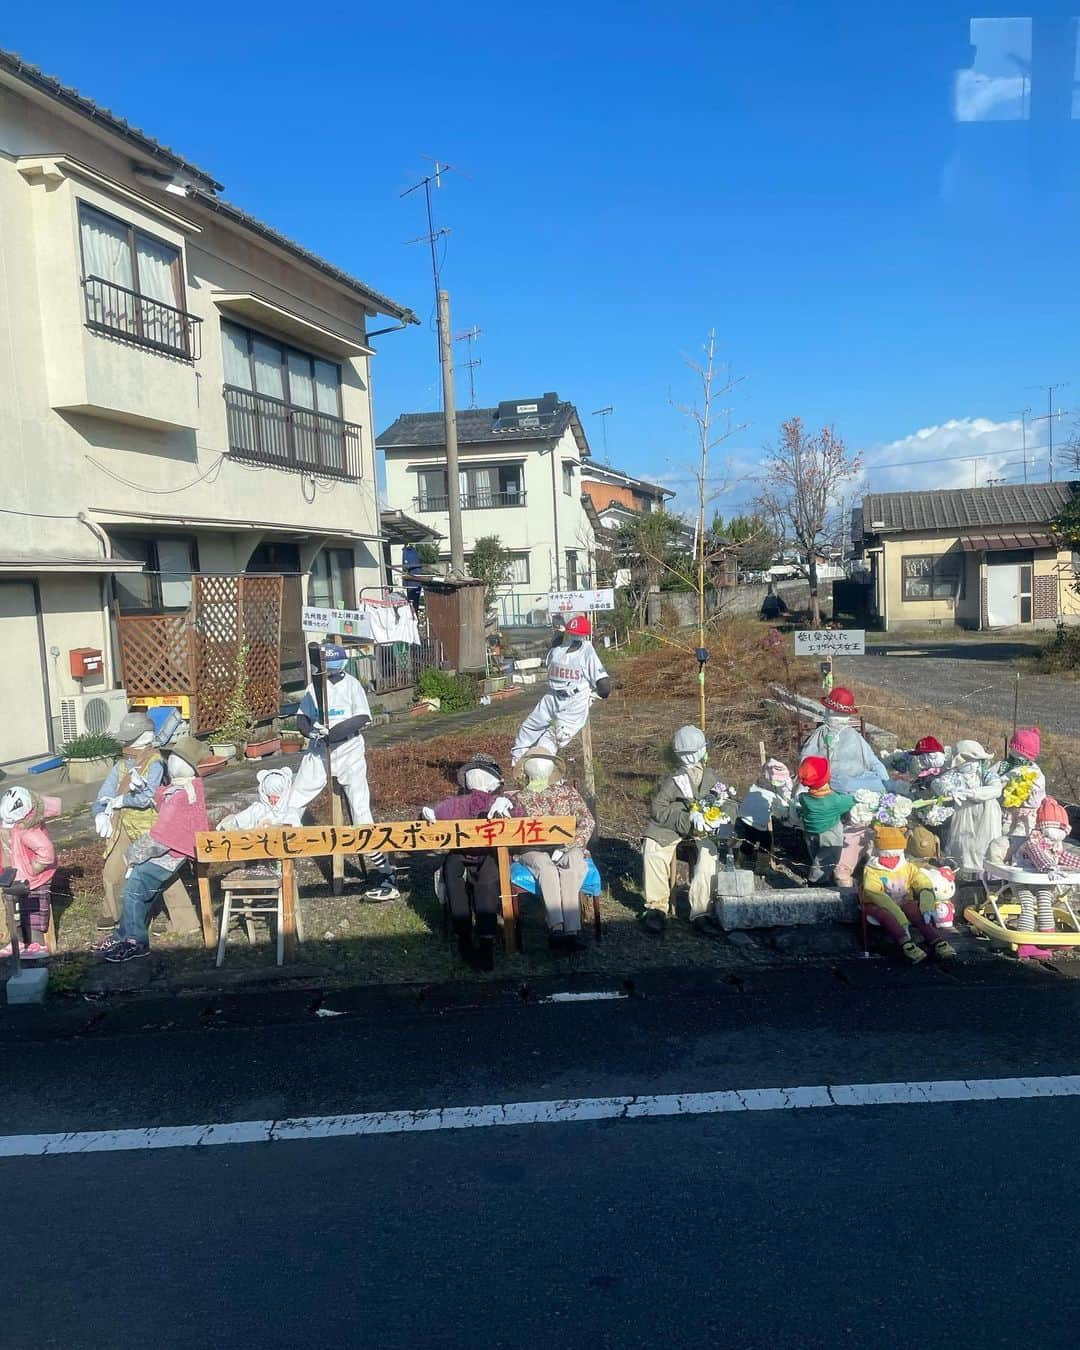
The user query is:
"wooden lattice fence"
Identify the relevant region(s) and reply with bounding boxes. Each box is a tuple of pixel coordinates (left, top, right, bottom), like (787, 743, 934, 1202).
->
(116, 574, 283, 735)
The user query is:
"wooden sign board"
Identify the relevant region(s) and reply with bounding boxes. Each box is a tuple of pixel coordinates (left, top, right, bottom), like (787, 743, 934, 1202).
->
(794, 629, 866, 657)
(195, 817, 577, 864)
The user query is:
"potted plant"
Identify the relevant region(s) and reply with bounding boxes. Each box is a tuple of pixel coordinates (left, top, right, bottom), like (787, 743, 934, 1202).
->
(61, 732, 121, 784)
(280, 717, 304, 754)
(245, 728, 282, 760)
(213, 641, 255, 761)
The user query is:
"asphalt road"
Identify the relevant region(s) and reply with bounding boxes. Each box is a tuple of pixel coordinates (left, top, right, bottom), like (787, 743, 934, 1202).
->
(5, 965, 1080, 1349)
(835, 641, 1078, 736)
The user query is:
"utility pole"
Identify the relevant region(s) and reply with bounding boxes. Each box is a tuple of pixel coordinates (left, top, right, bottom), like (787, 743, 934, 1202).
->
(454, 326, 483, 408)
(1030, 383, 1069, 483)
(402, 161, 465, 573)
(438, 289, 465, 573)
(1010, 408, 1031, 483)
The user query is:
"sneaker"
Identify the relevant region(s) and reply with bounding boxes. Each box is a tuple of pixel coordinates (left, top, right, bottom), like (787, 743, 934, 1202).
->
(640, 910, 666, 936)
(900, 940, 927, 965)
(363, 875, 400, 902)
(932, 939, 956, 960)
(91, 932, 125, 956)
(21, 942, 50, 961)
(548, 931, 587, 955)
(104, 939, 151, 964)
(690, 915, 724, 942)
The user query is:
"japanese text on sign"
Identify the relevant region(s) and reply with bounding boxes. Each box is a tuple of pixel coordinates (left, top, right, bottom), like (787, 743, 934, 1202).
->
(547, 589, 615, 614)
(301, 606, 376, 640)
(195, 817, 578, 863)
(793, 629, 866, 656)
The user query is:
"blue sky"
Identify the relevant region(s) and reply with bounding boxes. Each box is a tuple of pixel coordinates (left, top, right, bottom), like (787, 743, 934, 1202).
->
(7, 2, 1080, 511)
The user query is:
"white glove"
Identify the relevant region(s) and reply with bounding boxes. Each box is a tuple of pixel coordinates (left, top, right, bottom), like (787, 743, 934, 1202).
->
(310, 721, 329, 738)
(94, 813, 112, 840)
(551, 848, 565, 865)
(128, 769, 146, 791)
(689, 810, 707, 834)
(421, 806, 436, 823)
(109, 795, 125, 810)
(950, 789, 968, 805)
(488, 795, 513, 819)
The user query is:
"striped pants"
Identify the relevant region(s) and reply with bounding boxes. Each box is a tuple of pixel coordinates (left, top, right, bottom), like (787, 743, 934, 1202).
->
(1016, 886, 1055, 933)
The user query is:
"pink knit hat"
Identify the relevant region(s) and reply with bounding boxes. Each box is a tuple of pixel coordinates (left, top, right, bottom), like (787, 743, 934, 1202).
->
(1009, 727, 1041, 760)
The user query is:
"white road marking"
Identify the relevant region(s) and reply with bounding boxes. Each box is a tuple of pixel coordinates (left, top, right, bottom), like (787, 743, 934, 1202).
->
(539, 990, 629, 1003)
(2, 1074, 1079, 1159)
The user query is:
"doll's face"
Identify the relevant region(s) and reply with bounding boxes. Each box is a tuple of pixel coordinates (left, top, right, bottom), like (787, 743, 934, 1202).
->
(917, 751, 945, 773)
(167, 753, 194, 780)
(0, 788, 32, 827)
(1043, 823, 1068, 844)
(464, 767, 501, 794)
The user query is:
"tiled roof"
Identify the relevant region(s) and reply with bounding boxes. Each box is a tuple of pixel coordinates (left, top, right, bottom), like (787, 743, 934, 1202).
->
(0, 48, 223, 191)
(860, 482, 1076, 534)
(581, 462, 674, 498)
(377, 404, 576, 449)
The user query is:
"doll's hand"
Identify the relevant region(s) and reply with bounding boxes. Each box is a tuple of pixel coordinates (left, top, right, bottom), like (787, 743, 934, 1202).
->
(488, 796, 513, 819)
(421, 807, 436, 823)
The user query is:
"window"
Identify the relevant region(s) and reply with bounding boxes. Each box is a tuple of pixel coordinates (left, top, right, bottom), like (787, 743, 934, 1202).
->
(415, 463, 525, 510)
(111, 535, 197, 612)
(507, 552, 531, 584)
(309, 548, 355, 610)
(562, 461, 574, 495)
(901, 553, 963, 602)
(78, 203, 194, 357)
(1019, 562, 1033, 624)
(565, 550, 579, 589)
(223, 322, 355, 477)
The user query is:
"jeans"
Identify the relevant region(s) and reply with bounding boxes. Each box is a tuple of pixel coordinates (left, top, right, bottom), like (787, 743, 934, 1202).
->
(118, 860, 181, 944)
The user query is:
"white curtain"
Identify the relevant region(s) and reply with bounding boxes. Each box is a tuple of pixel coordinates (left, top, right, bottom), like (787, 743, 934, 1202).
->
(287, 352, 314, 409)
(252, 339, 285, 399)
(222, 325, 252, 389)
(135, 235, 179, 304)
(80, 210, 133, 287)
(313, 360, 339, 415)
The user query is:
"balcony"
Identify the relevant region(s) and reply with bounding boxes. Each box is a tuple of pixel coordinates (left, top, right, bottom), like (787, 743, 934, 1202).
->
(224, 385, 363, 481)
(84, 275, 201, 362)
(415, 490, 527, 513)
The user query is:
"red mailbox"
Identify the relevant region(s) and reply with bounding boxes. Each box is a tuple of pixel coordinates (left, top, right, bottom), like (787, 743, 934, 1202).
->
(70, 647, 104, 678)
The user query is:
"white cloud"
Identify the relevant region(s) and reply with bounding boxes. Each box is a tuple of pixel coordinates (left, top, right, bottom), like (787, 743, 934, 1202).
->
(858, 417, 1037, 495)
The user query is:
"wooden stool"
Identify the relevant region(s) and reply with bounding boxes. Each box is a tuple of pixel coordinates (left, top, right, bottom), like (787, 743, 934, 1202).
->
(217, 867, 302, 967)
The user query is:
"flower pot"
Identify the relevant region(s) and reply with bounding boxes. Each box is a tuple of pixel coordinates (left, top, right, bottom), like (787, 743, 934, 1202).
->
(281, 736, 304, 755)
(209, 742, 237, 761)
(197, 755, 229, 778)
(64, 756, 113, 785)
(245, 737, 281, 760)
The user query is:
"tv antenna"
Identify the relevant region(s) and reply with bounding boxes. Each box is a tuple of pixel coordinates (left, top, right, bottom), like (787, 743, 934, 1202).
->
(454, 326, 483, 407)
(592, 406, 614, 461)
(1029, 382, 1070, 482)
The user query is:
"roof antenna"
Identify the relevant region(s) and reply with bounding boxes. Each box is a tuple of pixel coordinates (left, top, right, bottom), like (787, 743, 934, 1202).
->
(454, 326, 483, 408)
(592, 406, 614, 462)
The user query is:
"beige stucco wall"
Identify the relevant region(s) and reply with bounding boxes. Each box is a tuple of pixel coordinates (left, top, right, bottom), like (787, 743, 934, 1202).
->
(382, 423, 596, 604)
(877, 530, 1080, 629)
(0, 76, 399, 747)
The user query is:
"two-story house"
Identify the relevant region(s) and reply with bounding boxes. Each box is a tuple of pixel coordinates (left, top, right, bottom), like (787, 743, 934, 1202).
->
(580, 462, 674, 533)
(0, 50, 416, 760)
(378, 394, 597, 625)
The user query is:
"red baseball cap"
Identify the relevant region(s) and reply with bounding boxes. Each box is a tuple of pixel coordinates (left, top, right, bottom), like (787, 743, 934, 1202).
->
(565, 615, 591, 637)
(914, 736, 944, 755)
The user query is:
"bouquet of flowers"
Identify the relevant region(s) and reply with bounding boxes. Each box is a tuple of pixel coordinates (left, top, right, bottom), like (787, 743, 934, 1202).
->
(919, 800, 953, 828)
(846, 789, 914, 829)
(691, 783, 738, 835)
(887, 749, 915, 778)
(1002, 765, 1040, 810)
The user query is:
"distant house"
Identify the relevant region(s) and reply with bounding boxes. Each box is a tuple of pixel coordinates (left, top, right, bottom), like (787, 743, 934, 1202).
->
(378, 393, 597, 625)
(580, 463, 674, 531)
(852, 483, 1080, 630)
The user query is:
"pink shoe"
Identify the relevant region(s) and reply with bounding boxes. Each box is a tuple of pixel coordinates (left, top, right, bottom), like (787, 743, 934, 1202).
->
(1017, 944, 1054, 960)
(22, 943, 50, 961)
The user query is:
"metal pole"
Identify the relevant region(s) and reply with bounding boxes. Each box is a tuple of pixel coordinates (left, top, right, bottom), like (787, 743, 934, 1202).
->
(438, 289, 465, 575)
(550, 448, 562, 590)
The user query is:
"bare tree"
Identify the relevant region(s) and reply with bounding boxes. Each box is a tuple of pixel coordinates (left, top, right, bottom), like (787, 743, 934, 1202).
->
(757, 418, 861, 628)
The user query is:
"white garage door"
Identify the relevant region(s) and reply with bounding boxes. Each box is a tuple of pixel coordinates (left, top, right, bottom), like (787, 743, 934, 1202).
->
(0, 583, 51, 762)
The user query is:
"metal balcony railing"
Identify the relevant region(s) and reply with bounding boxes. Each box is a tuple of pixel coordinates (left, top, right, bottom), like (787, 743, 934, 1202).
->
(224, 385, 363, 481)
(415, 490, 526, 512)
(83, 275, 201, 361)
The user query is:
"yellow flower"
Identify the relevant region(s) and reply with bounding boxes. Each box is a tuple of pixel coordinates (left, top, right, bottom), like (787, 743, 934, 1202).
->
(1003, 766, 1039, 809)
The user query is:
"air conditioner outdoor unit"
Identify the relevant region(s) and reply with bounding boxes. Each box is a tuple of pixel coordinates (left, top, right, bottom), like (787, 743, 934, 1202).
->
(59, 689, 130, 743)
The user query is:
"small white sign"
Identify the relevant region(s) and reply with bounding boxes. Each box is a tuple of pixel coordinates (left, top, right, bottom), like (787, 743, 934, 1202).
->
(794, 629, 866, 656)
(301, 606, 376, 640)
(547, 588, 615, 614)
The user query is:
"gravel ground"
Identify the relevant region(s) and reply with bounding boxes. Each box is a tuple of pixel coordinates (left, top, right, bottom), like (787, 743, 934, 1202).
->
(834, 640, 1078, 736)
